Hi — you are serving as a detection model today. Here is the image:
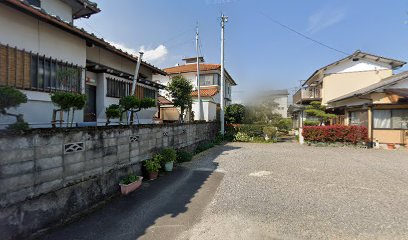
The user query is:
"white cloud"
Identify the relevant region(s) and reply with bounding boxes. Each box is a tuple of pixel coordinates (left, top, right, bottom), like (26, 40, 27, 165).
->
(140, 45, 168, 63)
(107, 41, 168, 64)
(307, 7, 346, 34)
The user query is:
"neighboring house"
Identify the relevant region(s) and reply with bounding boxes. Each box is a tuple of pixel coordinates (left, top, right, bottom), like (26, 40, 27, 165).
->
(0, 0, 166, 128)
(328, 71, 408, 147)
(267, 90, 289, 118)
(153, 57, 237, 122)
(291, 50, 406, 128)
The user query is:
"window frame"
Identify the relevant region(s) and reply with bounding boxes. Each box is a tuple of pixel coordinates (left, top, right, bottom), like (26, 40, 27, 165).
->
(348, 110, 368, 128)
(373, 109, 408, 130)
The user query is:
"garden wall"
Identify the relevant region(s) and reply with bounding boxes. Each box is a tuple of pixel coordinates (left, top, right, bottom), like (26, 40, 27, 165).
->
(0, 122, 218, 240)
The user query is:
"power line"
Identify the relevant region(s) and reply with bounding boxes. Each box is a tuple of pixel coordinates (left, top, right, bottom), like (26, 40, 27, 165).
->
(259, 11, 350, 56)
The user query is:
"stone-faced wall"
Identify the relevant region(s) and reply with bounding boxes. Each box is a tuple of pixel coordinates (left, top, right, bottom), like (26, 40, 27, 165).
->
(0, 122, 218, 240)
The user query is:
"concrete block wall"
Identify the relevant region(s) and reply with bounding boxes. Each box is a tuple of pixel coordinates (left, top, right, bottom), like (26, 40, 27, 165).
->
(0, 122, 218, 240)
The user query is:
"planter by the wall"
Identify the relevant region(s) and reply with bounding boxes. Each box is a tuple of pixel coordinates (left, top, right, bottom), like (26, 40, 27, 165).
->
(387, 144, 396, 150)
(119, 177, 143, 195)
(148, 172, 159, 180)
(164, 162, 174, 172)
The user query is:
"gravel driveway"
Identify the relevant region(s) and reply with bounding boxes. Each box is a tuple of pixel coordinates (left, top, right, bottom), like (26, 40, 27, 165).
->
(179, 142, 408, 240)
(41, 142, 408, 240)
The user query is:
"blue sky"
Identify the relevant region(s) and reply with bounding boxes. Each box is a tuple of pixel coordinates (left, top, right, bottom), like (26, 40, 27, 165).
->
(76, 0, 408, 102)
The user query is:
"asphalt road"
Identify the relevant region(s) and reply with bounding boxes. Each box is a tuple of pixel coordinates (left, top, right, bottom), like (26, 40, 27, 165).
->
(41, 143, 408, 240)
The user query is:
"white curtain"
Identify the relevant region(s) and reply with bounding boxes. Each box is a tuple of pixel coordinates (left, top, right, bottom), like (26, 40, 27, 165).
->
(373, 110, 391, 129)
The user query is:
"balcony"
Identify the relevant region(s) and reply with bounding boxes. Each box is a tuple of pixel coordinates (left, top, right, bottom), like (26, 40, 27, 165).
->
(293, 87, 321, 104)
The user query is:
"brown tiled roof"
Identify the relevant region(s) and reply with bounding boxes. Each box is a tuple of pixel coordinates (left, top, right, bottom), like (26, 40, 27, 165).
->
(164, 64, 221, 74)
(191, 87, 219, 97)
(158, 95, 173, 105)
(1, 0, 166, 75)
(164, 64, 237, 86)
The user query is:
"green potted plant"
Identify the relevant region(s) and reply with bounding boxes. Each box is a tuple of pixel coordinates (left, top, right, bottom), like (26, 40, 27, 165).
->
(161, 148, 177, 172)
(119, 174, 143, 195)
(144, 155, 162, 180)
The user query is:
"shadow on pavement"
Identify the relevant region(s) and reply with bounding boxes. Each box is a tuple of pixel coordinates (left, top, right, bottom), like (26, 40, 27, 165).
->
(39, 144, 240, 240)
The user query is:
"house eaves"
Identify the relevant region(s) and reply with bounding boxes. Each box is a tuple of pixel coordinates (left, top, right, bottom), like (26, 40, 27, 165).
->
(1, 0, 167, 76)
(303, 50, 406, 87)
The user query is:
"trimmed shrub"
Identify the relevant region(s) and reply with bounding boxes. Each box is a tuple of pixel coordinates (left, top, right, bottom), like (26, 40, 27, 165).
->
(176, 150, 193, 163)
(234, 132, 251, 142)
(304, 120, 320, 126)
(263, 126, 277, 139)
(236, 124, 265, 138)
(196, 142, 215, 153)
(302, 125, 368, 144)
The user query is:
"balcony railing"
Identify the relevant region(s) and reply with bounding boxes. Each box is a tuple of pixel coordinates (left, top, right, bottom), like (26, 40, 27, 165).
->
(293, 87, 321, 104)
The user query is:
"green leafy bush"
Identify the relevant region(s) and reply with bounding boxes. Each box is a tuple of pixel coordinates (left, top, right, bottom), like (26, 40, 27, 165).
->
(120, 174, 140, 185)
(0, 86, 29, 129)
(304, 120, 320, 126)
(263, 126, 277, 139)
(234, 132, 251, 142)
(0, 86, 28, 111)
(276, 118, 292, 132)
(225, 104, 246, 124)
(7, 121, 29, 131)
(236, 124, 265, 137)
(144, 157, 162, 173)
(176, 150, 193, 163)
(160, 148, 177, 163)
(105, 104, 122, 125)
(213, 133, 224, 145)
(196, 142, 215, 153)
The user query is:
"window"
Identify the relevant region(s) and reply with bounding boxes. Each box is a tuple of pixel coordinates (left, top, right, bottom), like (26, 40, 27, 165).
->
(349, 111, 368, 127)
(30, 55, 82, 92)
(106, 78, 157, 100)
(27, 0, 40, 7)
(373, 109, 408, 129)
(0, 44, 81, 92)
(200, 74, 214, 86)
(144, 87, 156, 99)
(106, 78, 131, 98)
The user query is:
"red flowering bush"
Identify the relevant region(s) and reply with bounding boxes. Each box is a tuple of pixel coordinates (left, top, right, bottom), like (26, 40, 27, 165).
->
(302, 125, 368, 144)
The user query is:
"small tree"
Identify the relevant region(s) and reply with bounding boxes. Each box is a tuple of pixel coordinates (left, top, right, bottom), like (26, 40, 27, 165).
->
(50, 92, 86, 127)
(167, 75, 193, 122)
(0, 86, 29, 130)
(119, 96, 156, 125)
(305, 101, 336, 125)
(105, 104, 122, 126)
(225, 104, 246, 124)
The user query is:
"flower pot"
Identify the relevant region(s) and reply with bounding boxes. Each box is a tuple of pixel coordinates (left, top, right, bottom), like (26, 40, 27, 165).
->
(164, 161, 174, 172)
(148, 171, 159, 180)
(119, 177, 143, 195)
(387, 144, 396, 150)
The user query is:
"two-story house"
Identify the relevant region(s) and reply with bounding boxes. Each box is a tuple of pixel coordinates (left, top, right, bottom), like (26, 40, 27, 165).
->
(291, 50, 405, 129)
(153, 57, 237, 122)
(0, 0, 166, 128)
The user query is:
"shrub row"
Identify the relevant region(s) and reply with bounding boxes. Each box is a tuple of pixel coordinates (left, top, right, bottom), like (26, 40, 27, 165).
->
(302, 125, 369, 144)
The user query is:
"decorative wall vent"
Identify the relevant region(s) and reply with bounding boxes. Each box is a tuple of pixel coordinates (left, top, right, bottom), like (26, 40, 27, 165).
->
(163, 132, 169, 137)
(64, 142, 84, 154)
(129, 136, 139, 143)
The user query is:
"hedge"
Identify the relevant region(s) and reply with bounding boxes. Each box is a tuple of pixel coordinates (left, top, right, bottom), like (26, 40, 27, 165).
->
(302, 125, 369, 144)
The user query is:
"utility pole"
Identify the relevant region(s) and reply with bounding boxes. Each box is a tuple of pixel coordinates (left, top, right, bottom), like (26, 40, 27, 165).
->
(129, 52, 143, 124)
(220, 14, 228, 135)
(196, 25, 203, 121)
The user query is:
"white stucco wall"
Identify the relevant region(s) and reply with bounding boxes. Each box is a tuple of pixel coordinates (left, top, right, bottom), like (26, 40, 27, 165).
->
(325, 59, 391, 75)
(0, 90, 84, 129)
(192, 100, 217, 121)
(92, 73, 158, 125)
(271, 96, 289, 118)
(41, 0, 73, 23)
(0, 5, 86, 66)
